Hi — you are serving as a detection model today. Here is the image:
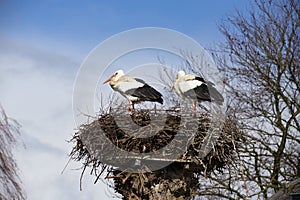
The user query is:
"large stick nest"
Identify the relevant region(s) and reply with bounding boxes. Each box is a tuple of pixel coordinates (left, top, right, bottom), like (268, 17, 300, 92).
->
(69, 107, 244, 198)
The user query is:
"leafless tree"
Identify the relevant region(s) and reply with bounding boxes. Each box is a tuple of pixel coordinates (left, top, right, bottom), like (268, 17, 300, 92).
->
(0, 105, 25, 200)
(197, 0, 299, 199)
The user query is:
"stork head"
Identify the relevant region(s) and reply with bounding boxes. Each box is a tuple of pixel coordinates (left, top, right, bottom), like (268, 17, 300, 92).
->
(176, 70, 186, 79)
(103, 69, 125, 84)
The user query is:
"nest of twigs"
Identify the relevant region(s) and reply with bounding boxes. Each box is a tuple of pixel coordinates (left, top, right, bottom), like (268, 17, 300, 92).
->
(69, 107, 244, 199)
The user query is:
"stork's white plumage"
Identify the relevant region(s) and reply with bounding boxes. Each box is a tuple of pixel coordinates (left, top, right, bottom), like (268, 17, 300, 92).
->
(103, 70, 163, 111)
(174, 70, 224, 111)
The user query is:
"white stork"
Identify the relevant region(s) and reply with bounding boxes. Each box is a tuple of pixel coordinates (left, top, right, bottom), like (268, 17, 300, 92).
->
(174, 70, 224, 111)
(103, 70, 163, 112)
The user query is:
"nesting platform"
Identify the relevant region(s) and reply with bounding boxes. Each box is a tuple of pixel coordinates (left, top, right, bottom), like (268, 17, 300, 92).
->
(69, 108, 244, 199)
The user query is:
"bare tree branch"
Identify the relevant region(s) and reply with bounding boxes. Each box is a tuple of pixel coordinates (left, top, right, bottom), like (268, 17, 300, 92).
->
(0, 105, 25, 200)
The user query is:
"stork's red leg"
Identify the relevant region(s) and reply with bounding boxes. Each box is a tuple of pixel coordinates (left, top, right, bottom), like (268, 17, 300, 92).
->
(131, 102, 135, 113)
(192, 100, 196, 112)
(127, 99, 131, 111)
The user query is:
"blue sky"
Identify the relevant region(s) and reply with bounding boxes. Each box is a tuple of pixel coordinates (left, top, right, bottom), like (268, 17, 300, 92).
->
(1, 0, 248, 55)
(0, 1, 249, 200)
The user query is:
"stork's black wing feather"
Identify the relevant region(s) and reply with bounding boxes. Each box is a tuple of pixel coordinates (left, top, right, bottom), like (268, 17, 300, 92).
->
(183, 83, 224, 105)
(195, 76, 217, 86)
(183, 84, 211, 102)
(134, 78, 146, 84)
(207, 86, 224, 105)
(195, 76, 206, 83)
(125, 84, 163, 104)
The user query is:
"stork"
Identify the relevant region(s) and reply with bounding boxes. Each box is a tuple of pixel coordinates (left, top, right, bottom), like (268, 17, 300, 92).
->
(174, 70, 224, 111)
(103, 70, 163, 112)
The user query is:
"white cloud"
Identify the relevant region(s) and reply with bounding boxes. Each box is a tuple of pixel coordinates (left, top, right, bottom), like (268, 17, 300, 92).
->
(0, 40, 114, 200)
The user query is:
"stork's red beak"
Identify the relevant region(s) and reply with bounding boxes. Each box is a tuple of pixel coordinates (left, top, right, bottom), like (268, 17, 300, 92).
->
(103, 75, 113, 84)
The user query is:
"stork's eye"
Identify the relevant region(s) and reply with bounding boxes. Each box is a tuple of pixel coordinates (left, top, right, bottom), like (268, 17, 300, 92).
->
(115, 72, 118, 75)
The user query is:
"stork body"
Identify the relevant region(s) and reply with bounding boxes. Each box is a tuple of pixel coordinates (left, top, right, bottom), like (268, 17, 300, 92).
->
(103, 70, 163, 111)
(174, 70, 224, 111)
